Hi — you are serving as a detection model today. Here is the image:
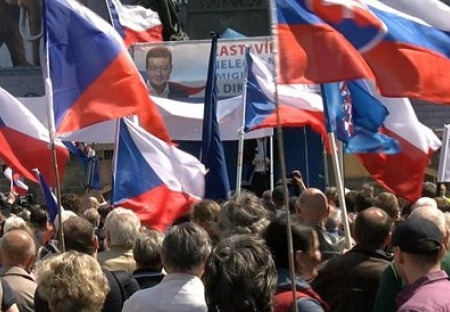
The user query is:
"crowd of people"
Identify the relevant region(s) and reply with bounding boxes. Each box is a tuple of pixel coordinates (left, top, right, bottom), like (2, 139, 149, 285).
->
(0, 176, 449, 312)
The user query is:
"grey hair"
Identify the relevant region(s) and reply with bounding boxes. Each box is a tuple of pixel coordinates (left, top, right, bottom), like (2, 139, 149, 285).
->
(104, 208, 140, 247)
(409, 206, 446, 234)
(133, 230, 165, 268)
(162, 222, 211, 272)
(216, 198, 270, 239)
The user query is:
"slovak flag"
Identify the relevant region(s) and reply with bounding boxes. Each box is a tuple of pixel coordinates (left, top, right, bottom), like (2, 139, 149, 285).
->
(4, 167, 28, 196)
(274, 0, 374, 84)
(113, 118, 206, 231)
(317, 0, 450, 105)
(244, 50, 327, 138)
(0, 87, 69, 187)
(106, 0, 163, 47)
(45, 0, 170, 142)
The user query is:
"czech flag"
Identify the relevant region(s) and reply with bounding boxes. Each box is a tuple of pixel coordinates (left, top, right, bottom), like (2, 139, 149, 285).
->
(45, 0, 170, 141)
(355, 85, 441, 202)
(0, 87, 68, 187)
(113, 119, 206, 231)
(274, 0, 375, 84)
(106, 0, 163, 47)
(244, 50, 327, 138)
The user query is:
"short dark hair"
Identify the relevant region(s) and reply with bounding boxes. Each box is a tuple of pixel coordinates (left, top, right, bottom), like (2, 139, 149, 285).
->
(146, 46, 172, 66)
(63, 216, 96, 255)
(29, 205, 48, 228)
(204, 235, 277, 312)
(264, 216, 316, 269)
(355, 189, 374, 213)
(162, 222, 211, 272)
(374, 192, 399, 219)
(353, 207, 393, 246)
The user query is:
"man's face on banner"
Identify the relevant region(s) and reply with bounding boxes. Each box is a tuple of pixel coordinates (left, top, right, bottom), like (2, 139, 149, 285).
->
(146, 56, 172, 90)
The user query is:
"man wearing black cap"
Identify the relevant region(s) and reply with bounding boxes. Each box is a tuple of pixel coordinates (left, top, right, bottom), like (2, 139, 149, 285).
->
(392, 217, 450, 312)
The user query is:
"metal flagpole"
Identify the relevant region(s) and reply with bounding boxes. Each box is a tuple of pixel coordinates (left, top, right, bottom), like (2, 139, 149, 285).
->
(320, 84, 352, 249)
(236, 47, 251, 197)
(270, 135, 274, 191)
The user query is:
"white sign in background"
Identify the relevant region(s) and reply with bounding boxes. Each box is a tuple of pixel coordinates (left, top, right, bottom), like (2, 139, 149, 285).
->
(132, 37, 274, 99)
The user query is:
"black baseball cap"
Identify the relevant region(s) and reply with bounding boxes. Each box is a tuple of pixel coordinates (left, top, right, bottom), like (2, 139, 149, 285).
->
(392, 217, 443, 255)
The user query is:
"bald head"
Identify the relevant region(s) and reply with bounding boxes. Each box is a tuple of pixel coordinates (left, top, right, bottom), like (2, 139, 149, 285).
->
(0, 229, 36, 270)
(296, 188, 329, 224)
(409, 206, 446, 234)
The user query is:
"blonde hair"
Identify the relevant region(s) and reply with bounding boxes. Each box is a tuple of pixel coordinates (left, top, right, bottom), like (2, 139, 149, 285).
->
(37, 251, 109, 312)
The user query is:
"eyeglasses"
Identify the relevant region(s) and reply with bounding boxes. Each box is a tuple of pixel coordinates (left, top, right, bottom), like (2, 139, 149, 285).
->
(147, 65, 171, 73)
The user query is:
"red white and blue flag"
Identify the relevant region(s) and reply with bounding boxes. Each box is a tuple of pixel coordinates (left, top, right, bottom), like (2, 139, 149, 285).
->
(33, 168, 59, 224)
(113, 118, 206, 231)
(0, 87, 69, 187)
(315, 0, 450, 104)
(355, 84, 441, 202)
(106, 0, 163, 47)
(4, 167, 28, 196)
(45, 0, 170, 141)
(274, 0, 374, 84)
(244, 50, 327, 138)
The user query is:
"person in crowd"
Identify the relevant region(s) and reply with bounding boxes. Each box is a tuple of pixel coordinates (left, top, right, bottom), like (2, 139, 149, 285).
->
(37, 251, 109, 312)
(422, 181, 438, 198)
(60, 193, 84, 215)
(271, 185, 287, 218)
(28, 205, 49, 246)
(36, 210, 77, 261)
(214, 191, 270, 240)
(296, 188, 345, 262)
(325, 205, 342, 238)
(83, 207, 100, 227)
(132, 230, 165, 289)
(191, 199, 221, 242)
(312, 207, 393, 312)
(123, 222, 211, 312)
(435, 196, 450, 213)
(372, 205, 450, 312)
(325, 186, 339, 207)
(354, 189, 374, 213)
(204, 235, 277, 312)
(96, 203, 111, 252)
(0, 229, 37, 312)
(34, 216, 140, 312)
(411, 197, 438, 211)
(145, 46, 188, 99)
(392, 217, 450, 311)
(98, 207, 140, 273)
(373, 192, 400, 221)
(2, 215, 28, 234)
(264, 217, 327, 312)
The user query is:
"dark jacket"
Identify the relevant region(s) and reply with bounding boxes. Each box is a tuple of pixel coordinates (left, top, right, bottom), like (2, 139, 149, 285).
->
(312, 244, 392, 312)
(132, 268, 164, 290)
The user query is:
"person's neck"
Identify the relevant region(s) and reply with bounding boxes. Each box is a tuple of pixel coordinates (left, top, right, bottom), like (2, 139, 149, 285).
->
(405, 262, 441, 285)
(153, 84, 165, 95)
